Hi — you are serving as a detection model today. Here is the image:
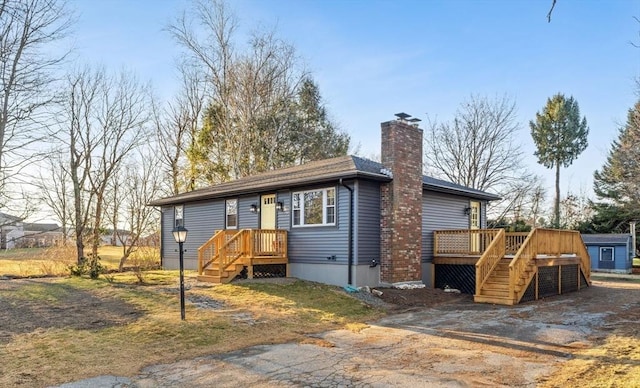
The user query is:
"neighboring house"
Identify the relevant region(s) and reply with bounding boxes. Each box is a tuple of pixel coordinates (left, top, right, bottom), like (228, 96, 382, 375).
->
(0, 212, 24, 249)
(582, 234, 633, 274)
(101, 229, 133, 247)
(151, 116, 592, 305)
(150, 117, 500, 288)
(21, 223, 64, 248)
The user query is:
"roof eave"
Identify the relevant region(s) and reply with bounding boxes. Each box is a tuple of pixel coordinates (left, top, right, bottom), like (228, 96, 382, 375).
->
(148, 171, 391, 207)
(423, 183, 501, 201)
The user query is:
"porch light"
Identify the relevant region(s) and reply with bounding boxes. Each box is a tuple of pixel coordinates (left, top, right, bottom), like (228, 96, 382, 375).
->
(172, 225, 188, 243)
(249, 204, 258, 213)
(276, 201, 284, 211)
(464, 207, 472, 216)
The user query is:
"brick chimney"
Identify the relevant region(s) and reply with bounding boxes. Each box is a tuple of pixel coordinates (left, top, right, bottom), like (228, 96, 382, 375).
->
(380, 117, 423, 284)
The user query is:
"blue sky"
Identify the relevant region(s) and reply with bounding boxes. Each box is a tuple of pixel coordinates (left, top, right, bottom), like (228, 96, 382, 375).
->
(69, 0, 640, 200)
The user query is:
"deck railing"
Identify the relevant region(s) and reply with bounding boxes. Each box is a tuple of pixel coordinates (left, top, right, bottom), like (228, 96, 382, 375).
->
(509, 228, 591, 303)
(475, 229, 506, 295)
(198, 229, 288, 274)
(505, 232, 529, 255)
(434, 229, 502, 256)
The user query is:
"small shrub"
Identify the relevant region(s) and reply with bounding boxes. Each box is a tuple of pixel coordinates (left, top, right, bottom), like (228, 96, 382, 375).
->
(129, 247, 160, 284)
(68, 254, 105, 279)
(68, 257, 88, 277)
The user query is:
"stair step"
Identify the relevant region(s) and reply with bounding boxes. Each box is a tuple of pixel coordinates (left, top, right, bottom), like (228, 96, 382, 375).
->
(483, 282, 510, 290)
(197, 275, 222, 283)
(478, 288, 510, 297)
(474, 294, 516, 305)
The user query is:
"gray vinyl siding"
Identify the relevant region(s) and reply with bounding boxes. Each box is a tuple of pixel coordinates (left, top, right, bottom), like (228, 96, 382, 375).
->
(287, 184, 349, 264)
(238, 196, 260, 229)
(422, 190, 487, 263)
(276, 190, 291, 229)
(161, 206, 175, 266)
(355, 180, 380, 266)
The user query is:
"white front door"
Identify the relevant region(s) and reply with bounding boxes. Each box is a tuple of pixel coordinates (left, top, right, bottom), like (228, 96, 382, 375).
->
(260, 194, 277, 253)
(261, 194, 276, 229)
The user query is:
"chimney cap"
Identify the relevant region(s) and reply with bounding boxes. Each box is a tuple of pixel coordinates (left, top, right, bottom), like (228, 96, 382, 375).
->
(394, 112, 411, 121)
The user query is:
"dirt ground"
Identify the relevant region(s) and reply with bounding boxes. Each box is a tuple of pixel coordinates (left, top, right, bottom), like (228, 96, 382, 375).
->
(2, 276, 640, 387)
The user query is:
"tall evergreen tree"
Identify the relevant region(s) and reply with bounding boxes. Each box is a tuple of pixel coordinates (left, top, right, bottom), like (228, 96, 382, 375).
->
(530, 93, 589, 228)
(590, 100, 640, 233)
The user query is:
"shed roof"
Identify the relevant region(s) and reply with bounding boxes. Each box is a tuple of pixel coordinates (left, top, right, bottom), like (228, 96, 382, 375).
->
(581, 234, 631, 245)
(149, 155, 500, 206)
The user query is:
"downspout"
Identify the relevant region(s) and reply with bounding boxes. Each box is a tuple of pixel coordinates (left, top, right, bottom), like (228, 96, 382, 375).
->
(340, 179, 354, 285)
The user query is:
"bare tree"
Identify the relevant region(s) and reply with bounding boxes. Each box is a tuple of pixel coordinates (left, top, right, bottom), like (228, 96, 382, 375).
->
(153, 62, 204, 195)
(167, 0, 347, 186)
(36, 151, 71, 243)
(0, 0, 72, 194)
(57, 66, 151, 263)
(110, 152, 162, 271)
(424, 94, 538, 218)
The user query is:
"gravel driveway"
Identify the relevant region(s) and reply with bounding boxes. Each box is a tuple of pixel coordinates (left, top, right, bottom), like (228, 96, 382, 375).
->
(55, 277, 640, 388)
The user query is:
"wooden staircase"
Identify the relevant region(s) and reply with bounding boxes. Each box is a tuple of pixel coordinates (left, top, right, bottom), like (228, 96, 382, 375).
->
(474, 259, 514, 304)
(197, 229, 288, 284)
(198, 263, 245, 284)
(474, 258, 536, 305)
(474, 228, 591, 305)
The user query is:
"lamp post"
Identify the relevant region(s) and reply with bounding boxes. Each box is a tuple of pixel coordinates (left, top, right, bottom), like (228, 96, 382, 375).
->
(172, 225, 188, 320)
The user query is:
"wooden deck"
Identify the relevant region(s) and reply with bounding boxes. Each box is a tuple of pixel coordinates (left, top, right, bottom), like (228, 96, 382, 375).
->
(434, 228, 591, 305)
(197, 229, 288, 283)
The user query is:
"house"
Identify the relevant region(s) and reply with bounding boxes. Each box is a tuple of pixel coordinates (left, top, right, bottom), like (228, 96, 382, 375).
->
(0, 212, 24, 249)
(150, 116, 591, 305)
(582, 234, 633, 274)
(100, 229, 133, 247)
(21, 223, 64, 248)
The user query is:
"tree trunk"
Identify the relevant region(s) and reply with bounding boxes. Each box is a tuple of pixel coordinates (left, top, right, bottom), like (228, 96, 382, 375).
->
(555, 163, 560, 229)
(91, 192, 103, 258)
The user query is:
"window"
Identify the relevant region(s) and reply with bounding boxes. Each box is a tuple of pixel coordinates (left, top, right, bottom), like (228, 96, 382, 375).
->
(600, 247, 614, 261)
(226, 199, 238, 229)
(174, 205, 184, 227)
(292, 187, 336, 226)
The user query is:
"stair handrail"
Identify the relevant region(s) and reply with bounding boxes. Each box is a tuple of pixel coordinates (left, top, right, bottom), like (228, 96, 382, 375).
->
(572, 231, 591, 285)
(217, 229, 250, 273)
(475, 228, 506, 296)
(198, 230, 225, 274)
(508, 228, 539, 303)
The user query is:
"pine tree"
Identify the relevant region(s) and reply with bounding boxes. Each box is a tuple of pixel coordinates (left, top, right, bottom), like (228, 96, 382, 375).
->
(591, 100, 640, 233)
(530, 93, 589, 228)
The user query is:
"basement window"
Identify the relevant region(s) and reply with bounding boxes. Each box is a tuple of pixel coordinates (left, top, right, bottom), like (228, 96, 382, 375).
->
(292, 187, 336, 227)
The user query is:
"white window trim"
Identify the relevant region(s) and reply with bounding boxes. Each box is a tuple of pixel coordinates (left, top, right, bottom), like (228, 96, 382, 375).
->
(599, 246, 614, 262)
(292, 187, 336, 227)
(225, 199, 238, 229)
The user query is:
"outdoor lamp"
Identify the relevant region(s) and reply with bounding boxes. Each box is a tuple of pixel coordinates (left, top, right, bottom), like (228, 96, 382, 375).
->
(172, 225, 188, 243)
(276, 201, 284, 211)
(171, 225, 188, 320)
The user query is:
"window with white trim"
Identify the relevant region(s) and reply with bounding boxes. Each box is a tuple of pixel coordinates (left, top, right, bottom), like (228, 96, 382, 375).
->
(174, 205, 184, 227)
(292, 187, 336, 226)
(226, 199, 238, 229)
(600, 247, 614, 261)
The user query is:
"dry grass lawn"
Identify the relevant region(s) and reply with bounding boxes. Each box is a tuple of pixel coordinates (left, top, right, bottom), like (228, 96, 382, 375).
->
(0, 273, 382, 387)
(0, 245, 157, 277)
